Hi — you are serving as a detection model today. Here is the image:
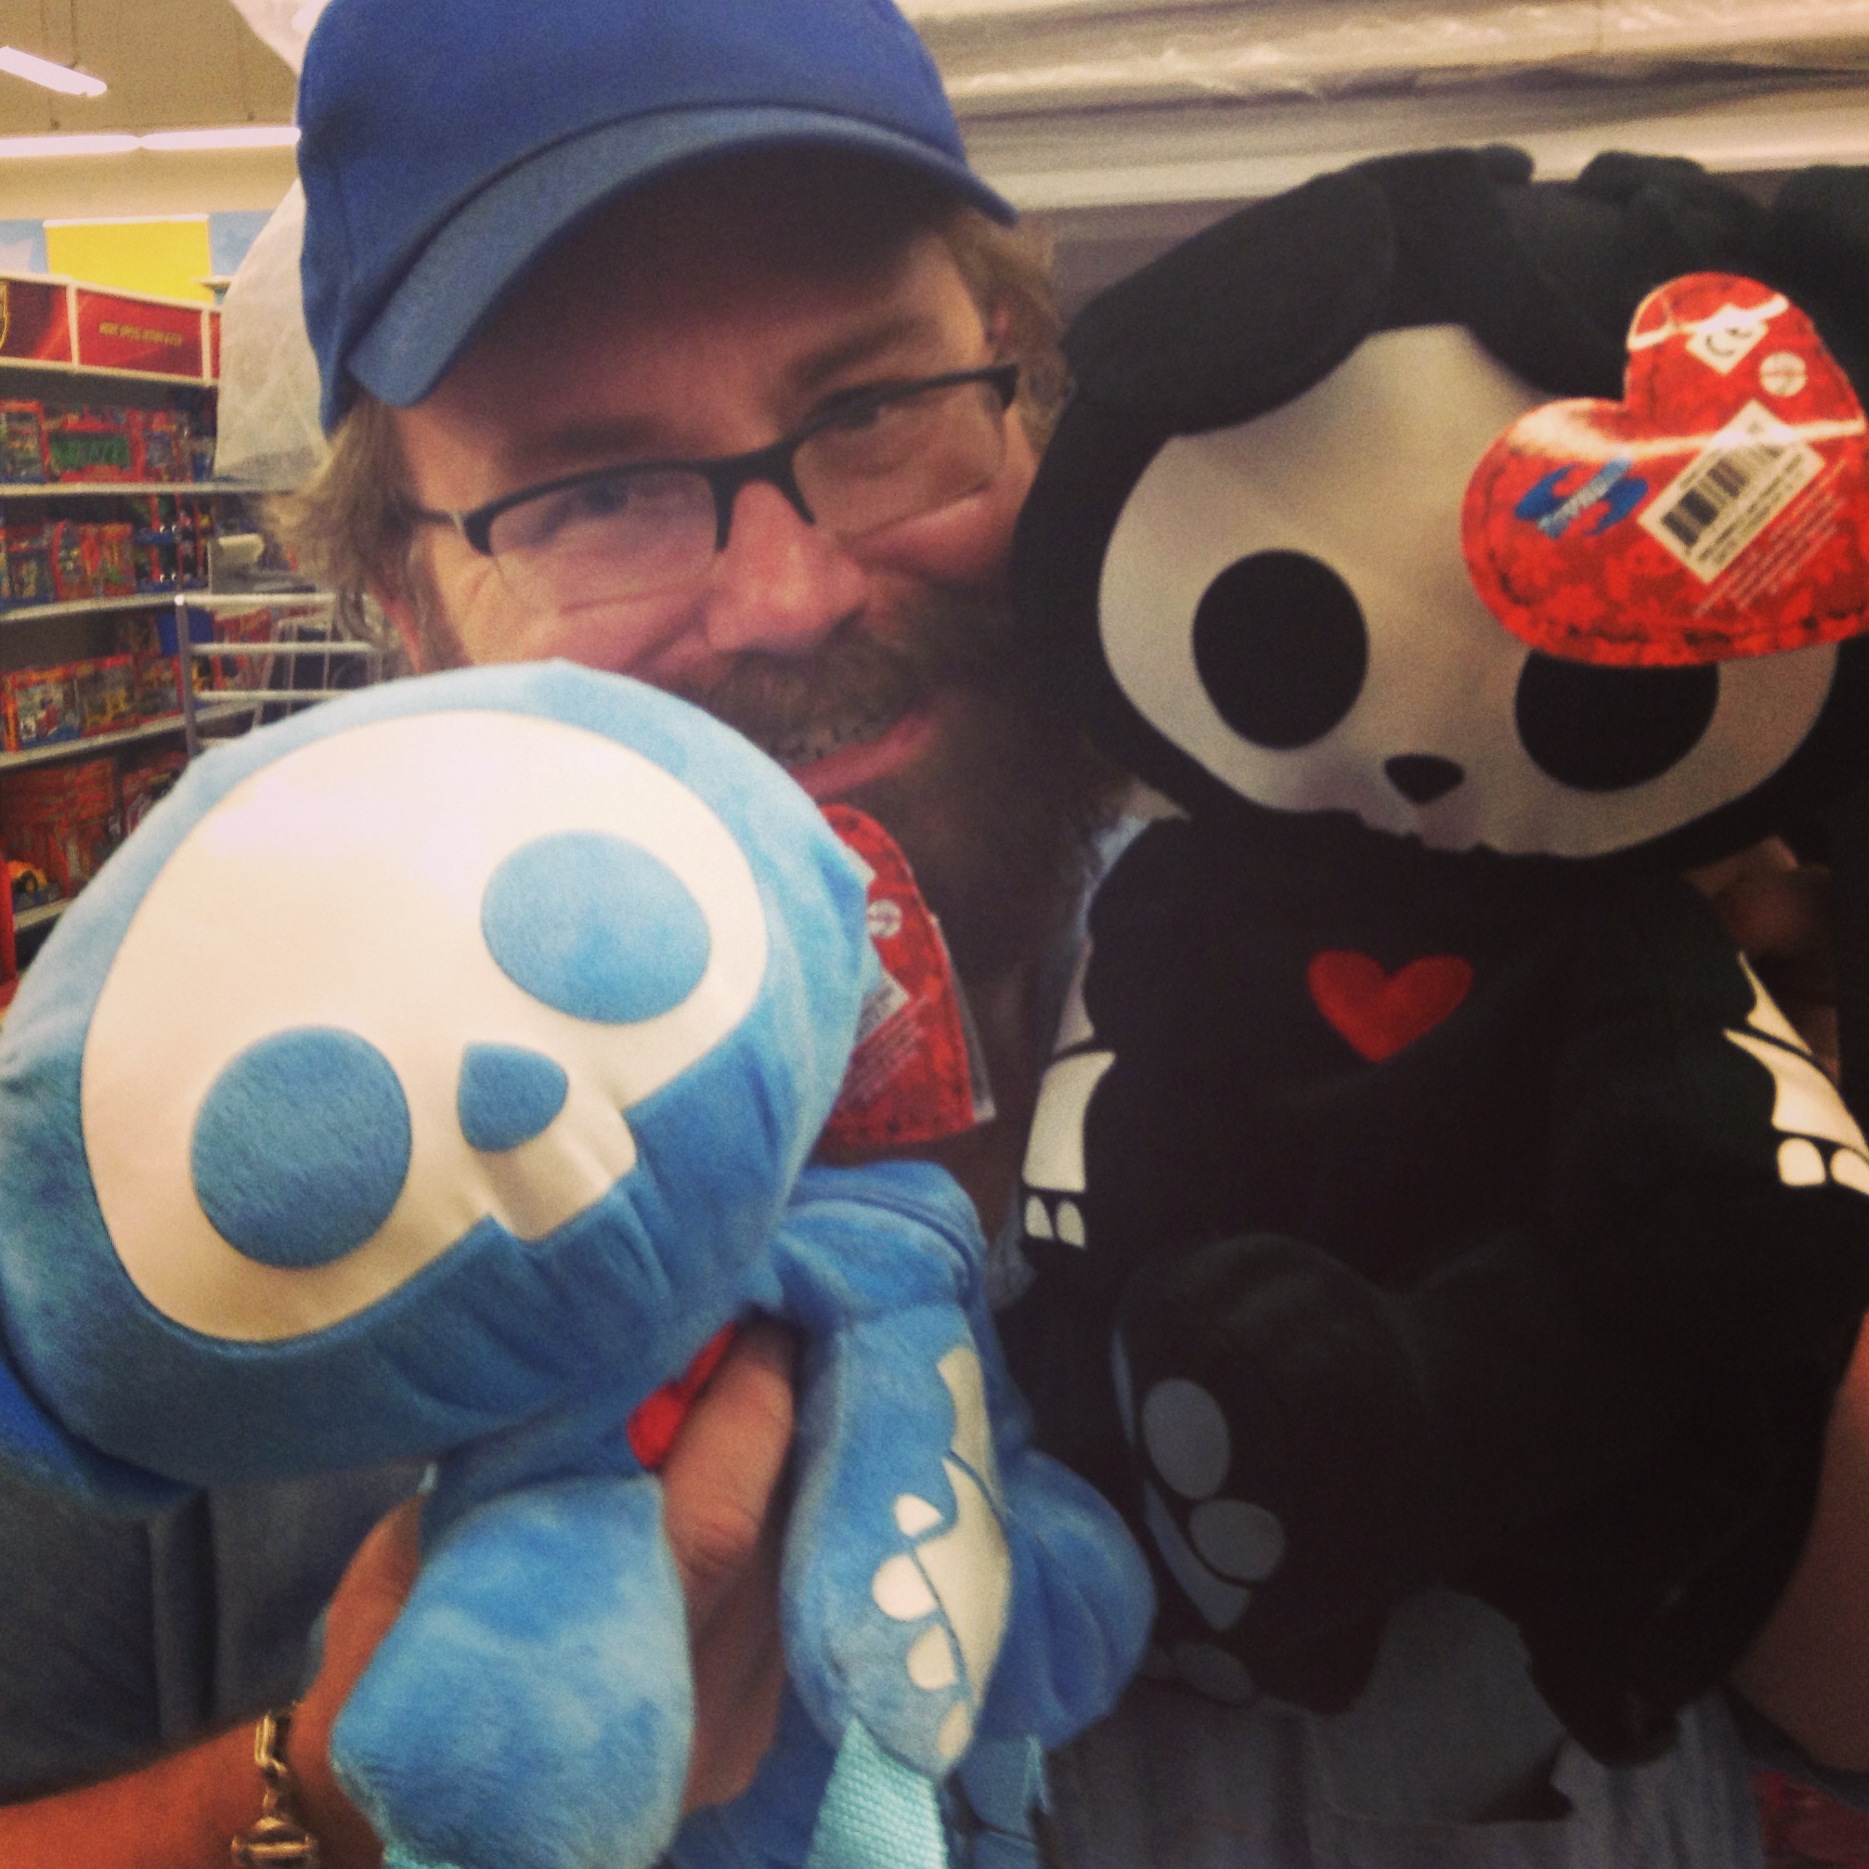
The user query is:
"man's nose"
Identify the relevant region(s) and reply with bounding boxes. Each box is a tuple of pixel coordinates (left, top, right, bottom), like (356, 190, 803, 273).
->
(698, 480, 868, 656)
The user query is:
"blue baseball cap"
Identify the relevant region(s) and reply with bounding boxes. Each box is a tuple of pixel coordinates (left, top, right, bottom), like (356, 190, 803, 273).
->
(297, 0, 1014, 432)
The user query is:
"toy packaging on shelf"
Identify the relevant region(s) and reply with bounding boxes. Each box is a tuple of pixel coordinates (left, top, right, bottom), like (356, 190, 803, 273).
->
(5, 857, 55, 915)
(0, 757, 120, 898)
(0, 404, 45, 485)
(208, 606, 276, 693)
(2, 664, 79, 752)
(5, 522, 53, 606)
(44, 521, 142, 604)
(73, 657, 138, 738)
(128, 497, 210, 595)
(42, 408, 137, 485)
(117, 746, 185, 834)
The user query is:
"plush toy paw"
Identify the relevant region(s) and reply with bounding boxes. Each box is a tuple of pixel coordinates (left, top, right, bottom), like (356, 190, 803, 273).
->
(1114, 1234, 1435, 1711)
(863, 1345, 1012, 1767)
(787, 1337, 1014, 1777)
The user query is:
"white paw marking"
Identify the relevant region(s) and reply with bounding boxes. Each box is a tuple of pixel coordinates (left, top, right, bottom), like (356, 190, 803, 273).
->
(871, 1346, 1011, 1762)
(1169, 1641, 1258, 1706)
(1191, 1498, 1287, 1582)
(1726, 958, 1869, 1196)
(908, 1626, 958, 1691)
(896, 1495, 942, 1539)
(1142, 1378, 1229, 1499)
(1020, 1018, 1115, 1251)
(1135, 1376, 1286, 1632)
(1834, 1150, 1869, 1196)
(874, 1554, 938, 1621)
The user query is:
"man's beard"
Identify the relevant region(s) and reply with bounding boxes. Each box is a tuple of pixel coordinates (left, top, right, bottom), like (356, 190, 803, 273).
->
(416, 579, 1123, 983)
(412, 578, 1123, 981)
(670, 593, 1125, 983)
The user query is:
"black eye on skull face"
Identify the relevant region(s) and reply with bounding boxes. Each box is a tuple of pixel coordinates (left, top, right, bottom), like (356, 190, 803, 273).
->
(1192, 551, 1368, 751)
(1513, 653, 1721, 792)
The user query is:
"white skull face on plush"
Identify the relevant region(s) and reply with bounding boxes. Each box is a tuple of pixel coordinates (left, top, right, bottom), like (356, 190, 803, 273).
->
(84, 707, 770, 1342)
(1097, 326, 1840, 860)
(0, 668, 872, 1484)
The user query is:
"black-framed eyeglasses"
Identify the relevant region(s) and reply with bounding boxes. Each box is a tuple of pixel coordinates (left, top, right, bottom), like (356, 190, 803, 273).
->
(405, 363, 1020, 609)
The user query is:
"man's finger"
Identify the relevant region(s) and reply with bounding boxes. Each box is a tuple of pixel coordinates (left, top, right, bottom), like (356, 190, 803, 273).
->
(662, 1318, 798, 1626)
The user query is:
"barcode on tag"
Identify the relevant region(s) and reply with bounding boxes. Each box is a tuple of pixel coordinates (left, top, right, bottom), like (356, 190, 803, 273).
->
(1638, 402, 1824, 583)
(853, 967, 912, 1048)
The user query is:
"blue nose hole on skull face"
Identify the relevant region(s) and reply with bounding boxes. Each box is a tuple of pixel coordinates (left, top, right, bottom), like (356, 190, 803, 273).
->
(482, 832, 712, 1025)
(459, 1044, 570, 1153)
(191, 1028, 411, 1268)
(1384, 754, 1465, 806)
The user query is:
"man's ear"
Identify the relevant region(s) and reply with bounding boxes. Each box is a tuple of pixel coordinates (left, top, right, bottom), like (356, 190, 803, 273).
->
(374, 586, 430, 673)
(0, 1336, 189, 1516)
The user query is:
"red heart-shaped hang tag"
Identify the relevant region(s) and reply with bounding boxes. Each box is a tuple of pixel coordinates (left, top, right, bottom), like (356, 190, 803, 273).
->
(1463, 273, 1869, 666)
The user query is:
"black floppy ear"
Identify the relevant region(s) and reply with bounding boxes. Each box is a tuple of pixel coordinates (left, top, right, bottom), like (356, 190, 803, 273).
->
(1060, 163, 1396, 434)
(1769, 165, 1869, 397)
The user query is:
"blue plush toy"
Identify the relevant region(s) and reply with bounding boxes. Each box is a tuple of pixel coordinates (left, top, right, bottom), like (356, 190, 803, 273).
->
(0, 661, 1150, 1869)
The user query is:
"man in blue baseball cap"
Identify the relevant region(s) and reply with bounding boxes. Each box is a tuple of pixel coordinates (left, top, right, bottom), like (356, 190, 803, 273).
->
(0, 3, 1119, 1865)
(6, 0, 1869, 1865)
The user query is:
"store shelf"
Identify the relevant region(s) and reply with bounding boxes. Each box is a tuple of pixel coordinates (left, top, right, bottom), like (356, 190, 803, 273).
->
(0, 358, 215, 391)
(15, 899, 67, 934)
(0, 590, 337, 627)
(181, 590, 336, 609)
(198, 638, 374, 657)
(0, 700, 259, 772)
(0, 481, 260, 499)
(0, 593, 198, 625)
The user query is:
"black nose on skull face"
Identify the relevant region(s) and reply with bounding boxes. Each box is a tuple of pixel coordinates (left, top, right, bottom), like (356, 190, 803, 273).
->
(1384, 754, 1464, 805)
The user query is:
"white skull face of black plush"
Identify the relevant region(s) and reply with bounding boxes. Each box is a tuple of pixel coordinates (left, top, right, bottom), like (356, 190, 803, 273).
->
(1097, 323, 1838, 859)
(1015, 147, 1869, 877)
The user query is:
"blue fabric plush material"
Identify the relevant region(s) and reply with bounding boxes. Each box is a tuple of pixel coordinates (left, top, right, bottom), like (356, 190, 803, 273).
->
(0, 662, 1150, 1869)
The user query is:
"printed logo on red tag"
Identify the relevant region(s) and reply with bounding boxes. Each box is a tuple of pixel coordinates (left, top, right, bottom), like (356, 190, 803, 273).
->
(1463, 273, 1869, 666)
(817, 805, 993, 1155)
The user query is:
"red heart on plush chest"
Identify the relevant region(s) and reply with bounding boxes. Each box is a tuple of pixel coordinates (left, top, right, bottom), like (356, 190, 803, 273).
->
(1463, 273, 1869, 667)
(1307, 950, 1475, 1063)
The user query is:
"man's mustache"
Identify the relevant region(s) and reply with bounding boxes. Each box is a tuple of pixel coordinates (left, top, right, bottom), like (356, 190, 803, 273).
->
(670, 599, 1016, 755)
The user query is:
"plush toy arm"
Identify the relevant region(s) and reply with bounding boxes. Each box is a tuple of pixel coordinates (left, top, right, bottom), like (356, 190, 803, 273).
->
(331, 1474, 693, 1869)
(773, 1158, 1151, 1779)
(771, 1158, 1009, 1778)
(965, 1281, 1154, 1748)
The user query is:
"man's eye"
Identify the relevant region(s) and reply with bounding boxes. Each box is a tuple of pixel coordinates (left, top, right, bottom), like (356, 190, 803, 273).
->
(563, 474, 639, 522)
(811, 391, 937, 466)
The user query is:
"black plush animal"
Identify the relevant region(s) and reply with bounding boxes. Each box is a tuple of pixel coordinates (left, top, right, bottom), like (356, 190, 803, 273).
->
(1004, 147, 1869, 1762)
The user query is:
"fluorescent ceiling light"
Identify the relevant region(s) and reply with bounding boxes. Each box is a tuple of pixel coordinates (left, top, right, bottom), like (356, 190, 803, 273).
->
(0, 133, 136, 158)
(0, 47, 106, 97)
(0, 125, 297, 159)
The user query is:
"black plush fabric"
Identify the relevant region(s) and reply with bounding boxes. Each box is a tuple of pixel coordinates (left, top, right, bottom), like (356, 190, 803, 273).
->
(1005, 148, 1869, 1762)
(1008, 815, 1869, 1755)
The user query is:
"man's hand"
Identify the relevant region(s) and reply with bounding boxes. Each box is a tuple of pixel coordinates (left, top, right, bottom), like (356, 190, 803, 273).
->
(287, 1319, 800, 1866)
(286, 1494, 422, 1869)
(664, 1317, 797, 1809)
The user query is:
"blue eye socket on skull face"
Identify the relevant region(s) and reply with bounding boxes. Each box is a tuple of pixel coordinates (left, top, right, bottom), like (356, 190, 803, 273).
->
(1513, 654, 1720, 792)
(481, 832, 712, 1024)
(1193, 550, 1368, 751)
(191, 1027, 412, 1268)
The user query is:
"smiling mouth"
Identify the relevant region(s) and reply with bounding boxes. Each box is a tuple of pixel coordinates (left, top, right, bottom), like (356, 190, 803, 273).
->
(765, 701, 914, 770)
(769, 705, 937, 800)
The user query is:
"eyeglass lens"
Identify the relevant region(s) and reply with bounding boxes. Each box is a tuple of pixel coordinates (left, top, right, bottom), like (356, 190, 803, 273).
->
(485, 375, 1010, 608)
